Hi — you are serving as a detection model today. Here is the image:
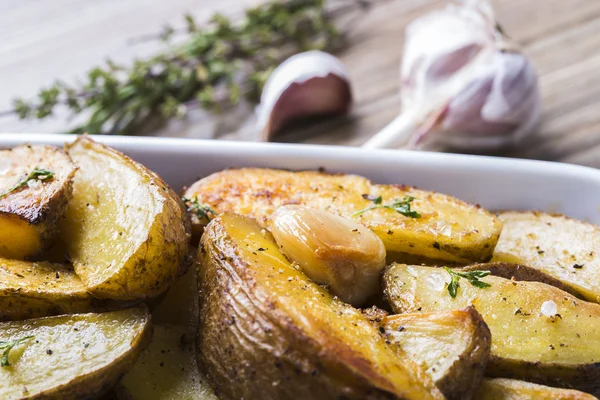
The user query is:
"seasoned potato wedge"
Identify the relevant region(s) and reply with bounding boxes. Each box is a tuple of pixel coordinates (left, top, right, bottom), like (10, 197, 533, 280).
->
(382, 307, 491, 400)
(0, 144, 75, 259)
(0, 307, 151, 400)
(384, 264, 600, 394)
(0, 257, 118, 321)
(492, 211, 600, 303)
(460, 262, 578, 297)
(60, 137, 191, 300)
(476, 378, 598, 400)
(199, 213, 443, 400)
(116, 324, 217, 400)
(185, 168, 502, 263)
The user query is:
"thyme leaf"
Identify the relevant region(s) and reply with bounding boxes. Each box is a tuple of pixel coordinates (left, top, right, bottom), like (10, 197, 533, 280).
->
(0, 336, 34, 367)
(444, 267, 491, 298)
(182, 196, 216, 222)
(0, 168, 54, 199)
(353, 195, 421, 218)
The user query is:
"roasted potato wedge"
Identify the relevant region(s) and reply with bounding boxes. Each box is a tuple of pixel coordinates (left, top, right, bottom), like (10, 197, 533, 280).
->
(0, 257, 120, 321)
(116, 324, 217, 400)
(384, 264, 600, 394)
(382, 307, 491, 400)
(185, 168, 502, 263)
(0, 144, 75, 259)
(492, 211, 600, 302)
(476, 378, 598, 400)
(199, 213, 443, 400)
(60, 137, 191, 300)
(460, 262, 578, 297)
(0, 306, 151, 400)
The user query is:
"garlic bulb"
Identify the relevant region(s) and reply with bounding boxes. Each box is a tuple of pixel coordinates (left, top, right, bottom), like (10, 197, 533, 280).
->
(363, 0, 540, 151)
(269, 205, 386, 307)
(256, 51, 352, 141)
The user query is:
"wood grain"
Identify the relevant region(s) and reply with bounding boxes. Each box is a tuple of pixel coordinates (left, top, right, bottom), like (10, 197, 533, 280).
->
(1, 0, 600, 168)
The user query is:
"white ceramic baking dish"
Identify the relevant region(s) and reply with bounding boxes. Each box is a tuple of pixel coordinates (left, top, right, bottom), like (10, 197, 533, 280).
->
(2, 133, 600, 224)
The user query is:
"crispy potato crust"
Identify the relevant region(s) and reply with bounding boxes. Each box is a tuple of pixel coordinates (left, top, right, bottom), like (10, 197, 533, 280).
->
(382, 307, 491, 400)
(198, 213, 443, 400)
(0, 144, 76, 259)
(184, 168, 502, 264)
(384, 264, 600, 395)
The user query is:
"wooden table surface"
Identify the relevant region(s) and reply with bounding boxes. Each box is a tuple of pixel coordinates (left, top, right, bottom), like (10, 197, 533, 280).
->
(1, 0, 600, 168)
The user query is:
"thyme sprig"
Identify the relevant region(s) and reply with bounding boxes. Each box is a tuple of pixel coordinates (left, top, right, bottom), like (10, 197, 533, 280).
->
(0, 168, 54, 199)
(0, 336, 34, 367)
(182, 196, 216, 222)
(444, 267, 491, 298)
(5, 0, 365, 135)
(352, 195, 421, 218)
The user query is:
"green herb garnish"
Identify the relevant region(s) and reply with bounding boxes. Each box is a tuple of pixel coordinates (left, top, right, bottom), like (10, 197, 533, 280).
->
(444, 267, 491, 298)
(182, 196, 216, 222)
(0, 336, 34, 367)
(352, 195, 421, 218)
(0, 168, 54, 199)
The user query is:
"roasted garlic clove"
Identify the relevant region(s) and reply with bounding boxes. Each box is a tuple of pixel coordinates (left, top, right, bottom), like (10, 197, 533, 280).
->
(269, 205, 386, 306)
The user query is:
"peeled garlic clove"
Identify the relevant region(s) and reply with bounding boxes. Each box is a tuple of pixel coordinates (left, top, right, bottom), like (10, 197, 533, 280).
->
(256, 50, 352, 141)
(269, 205, 385, 307)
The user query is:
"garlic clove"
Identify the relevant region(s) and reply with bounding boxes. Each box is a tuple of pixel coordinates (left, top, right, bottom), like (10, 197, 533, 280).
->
(363, 0, 541, 152)
(256, 50, 352, 141)
(269, 205, 386, 307)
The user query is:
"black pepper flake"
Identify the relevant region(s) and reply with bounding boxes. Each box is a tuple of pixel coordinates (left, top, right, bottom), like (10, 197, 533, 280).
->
(549, 344, 555, 350)
(573, 264, 584, 269)
(433, 242, 441, 250)
(387, 230, 394, 235)
(55, 272, 60, 279)
(416, 307, 422, 311)
(84, 343, 89, 348)
(397, 326, 405, 332)
(378, 326, 385, 334)
(351, 229, 358, 232)
(46, 349, 53, 355)
(160, 362, 164, 367)
(257, 248, 267, 251)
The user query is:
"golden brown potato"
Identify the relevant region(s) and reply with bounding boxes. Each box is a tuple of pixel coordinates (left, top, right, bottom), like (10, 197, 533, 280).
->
(382, 307, 491, 400)
(0, 144, 76, 259)
(116, 324, 217, 400)
(184, 168, 502, 264)
(0, 306, 151, 400)
(269, 205, 386, 306)
(384, 264, 600, 395)
(493, 211, 600, 302)
(460, 262, 578, 297)
(476, 378, 598, 400)
(0, 257, 121, 321)
(59, 136, 191, 300)
(199, 213, 443, 400)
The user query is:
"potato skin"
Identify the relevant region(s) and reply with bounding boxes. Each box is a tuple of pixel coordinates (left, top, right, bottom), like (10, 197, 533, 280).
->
(0, 307, 151, 400)
(384, 264, 600, 396)
(382, 307, 491, 400)
(476, 378, 598, 400)
(198, 213, 443, 400)
(61, 137, 191, 300)
(184, 168, 502, 264)
(0, 144, 76, 259)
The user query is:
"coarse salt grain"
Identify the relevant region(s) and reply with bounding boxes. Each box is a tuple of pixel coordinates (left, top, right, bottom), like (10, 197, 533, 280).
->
(540, 300, 557, 317)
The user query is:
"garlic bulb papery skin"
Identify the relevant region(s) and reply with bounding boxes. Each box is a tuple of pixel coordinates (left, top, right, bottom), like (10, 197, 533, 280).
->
(269, 205, 386, 307)
(256, 50, 352, 141)
(363, 0, 541, 151)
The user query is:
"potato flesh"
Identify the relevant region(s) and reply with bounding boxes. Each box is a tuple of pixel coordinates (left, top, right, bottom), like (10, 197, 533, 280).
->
(199, 213, 443, 400)
(185, 168, 502, 263)
(0, 258, 99, 321)
(383, 308, 489, 397)
(270, 205, 386, 306)
(0, 145, 75, 259)
(493, 211, 600, 303)
(61, 137, 189, 299)
(476, 378, 598, 400)
(0, 307, 150, 399)
(118, 325, 217, 400)
(384, 264, 600, 365)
